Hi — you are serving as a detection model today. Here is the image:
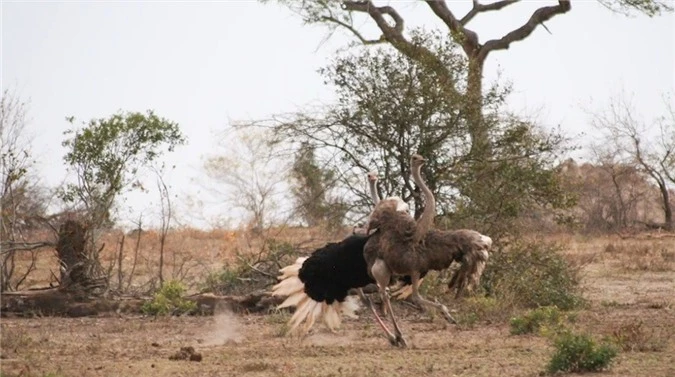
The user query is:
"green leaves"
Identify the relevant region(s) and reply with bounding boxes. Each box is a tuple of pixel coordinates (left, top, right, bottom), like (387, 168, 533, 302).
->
(547, 331, 617, 374)
(598, 0, 673, 17)
(480, 241, 584, 311)
(61, 110, 186, 226)
(141, 280, 197, 316)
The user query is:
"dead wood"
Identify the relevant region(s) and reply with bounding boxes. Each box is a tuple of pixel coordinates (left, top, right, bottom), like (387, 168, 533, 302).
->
(1, 289, 284, 318)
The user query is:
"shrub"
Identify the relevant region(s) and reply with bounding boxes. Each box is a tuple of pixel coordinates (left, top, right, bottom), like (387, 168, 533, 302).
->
(141, 280, 197, 316)
(481, 240, 584, 310)
(202, 265, 246, 294)
(510, 306, 565, 336)
(456, 296, 514, 328)
(201, 239, 296, 295)
(547, 331, 617, 374)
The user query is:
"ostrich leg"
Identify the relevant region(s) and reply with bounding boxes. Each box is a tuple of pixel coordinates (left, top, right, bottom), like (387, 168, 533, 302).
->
(371, 259, 407, 347)
(410, 273, 457, 324)
(356, 288, 400, 345)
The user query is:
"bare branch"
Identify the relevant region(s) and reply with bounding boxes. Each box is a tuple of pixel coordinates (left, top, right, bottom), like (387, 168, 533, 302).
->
(320, 15, 384, 45)
(342, 1, 404, 35)
(479, 0, 571, 61)
(341, 1, 462, 98)
(460, 0, 521, 26)
(1, 241, 55, 254)
(425, 0, 480, 54)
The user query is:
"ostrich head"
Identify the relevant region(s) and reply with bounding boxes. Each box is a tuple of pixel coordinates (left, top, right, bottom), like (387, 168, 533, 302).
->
(411, 154, 426, 169)
(367, 171, 378, 183)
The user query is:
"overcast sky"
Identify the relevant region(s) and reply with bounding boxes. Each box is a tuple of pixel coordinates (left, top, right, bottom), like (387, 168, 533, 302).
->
(2, 1, 674, 229)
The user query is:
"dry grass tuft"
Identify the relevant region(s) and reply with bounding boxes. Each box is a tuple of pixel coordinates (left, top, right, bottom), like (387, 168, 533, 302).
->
(611, 320, 673, 352)
(603, 241, 675, 272)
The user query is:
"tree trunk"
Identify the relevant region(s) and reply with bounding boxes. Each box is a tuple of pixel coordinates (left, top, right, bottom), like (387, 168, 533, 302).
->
(662, 186, 673, 231)
(654, 179, 673, 231)
(466, 56, 490, 159)
(55, 220, 106, 296)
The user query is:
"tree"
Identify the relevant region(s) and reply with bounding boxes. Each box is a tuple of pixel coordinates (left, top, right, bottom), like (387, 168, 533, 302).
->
(561, 157, 655, 232)
(263, 0, 670, 162)
(290, 142, 348, 228)
(203, 128, 289, 231)
(61, 110, 186, 228)
(59, 110, 186, 294)
(0, 89, 50, 292)
(269, 34, 573, 236)
(590, 93, 675, 231)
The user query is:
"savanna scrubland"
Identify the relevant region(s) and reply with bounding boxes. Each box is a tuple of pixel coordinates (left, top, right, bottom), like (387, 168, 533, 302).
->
(2, 1, 675, 376)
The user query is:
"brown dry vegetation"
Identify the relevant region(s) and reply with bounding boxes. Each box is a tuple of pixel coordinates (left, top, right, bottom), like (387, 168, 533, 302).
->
(1, 230, 675, 377)
(3, 226, 336, 293)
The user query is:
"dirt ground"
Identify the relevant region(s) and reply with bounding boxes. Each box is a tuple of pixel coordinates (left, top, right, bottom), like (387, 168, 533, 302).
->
(1, 235, 674, 377)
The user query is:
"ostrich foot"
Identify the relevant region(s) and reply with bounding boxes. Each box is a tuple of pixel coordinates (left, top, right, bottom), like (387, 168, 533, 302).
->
(389, 332, 408, 348)
(399, 300, 423, 311)
(435, 298, 457, 324)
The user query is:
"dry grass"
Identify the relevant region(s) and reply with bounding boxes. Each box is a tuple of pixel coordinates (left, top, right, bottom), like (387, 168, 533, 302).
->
(2, 230, 675, 376)
(611, 320, 673, 352)
(5, 225, 341, 293)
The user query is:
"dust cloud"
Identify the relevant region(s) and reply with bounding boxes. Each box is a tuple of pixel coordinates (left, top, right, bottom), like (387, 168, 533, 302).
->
(200, 309, 244, 346)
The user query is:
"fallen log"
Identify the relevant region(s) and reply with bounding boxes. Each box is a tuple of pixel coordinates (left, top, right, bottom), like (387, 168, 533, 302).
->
(0, 289, 285, 318)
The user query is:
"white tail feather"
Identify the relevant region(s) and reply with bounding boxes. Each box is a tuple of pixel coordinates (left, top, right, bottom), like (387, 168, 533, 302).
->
(278, 257, 307, 280)
(323, 302, 342, 331)
(479, 235, 493, 249)
(277, 291, 306, 309)
(272, 276, 304, 298)
(289, 298, 316, 333)
(303, 302, 324, 333)
(340, 295, 360, 319)
(272, 258, 361, 335)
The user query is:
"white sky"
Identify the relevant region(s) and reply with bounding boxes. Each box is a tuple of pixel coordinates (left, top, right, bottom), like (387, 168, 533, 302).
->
(2, 1, 674, 229)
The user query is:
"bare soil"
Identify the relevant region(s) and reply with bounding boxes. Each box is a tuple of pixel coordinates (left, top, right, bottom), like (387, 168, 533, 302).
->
(1, 235, 674, 377)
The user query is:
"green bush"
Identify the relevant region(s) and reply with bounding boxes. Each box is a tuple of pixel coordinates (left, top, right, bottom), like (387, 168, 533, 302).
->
(141, 280, 197, 316)
(481, 240, 584, 310)
(547, 331, 617, 374)
(201, 239, 296, 295)
(202, 265, 245, 294)
(510, 306, 565, 336)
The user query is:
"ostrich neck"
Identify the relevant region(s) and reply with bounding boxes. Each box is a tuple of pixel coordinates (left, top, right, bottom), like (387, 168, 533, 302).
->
(412, 163, 435, 242)
(369, 180, 380, 205)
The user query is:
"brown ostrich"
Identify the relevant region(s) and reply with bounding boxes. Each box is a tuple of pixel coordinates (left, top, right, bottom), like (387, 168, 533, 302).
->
(364, 154, 493, 342)
(362, 154, 435, 346)
(391, 157, 492, 301)
(270, 158, 490, 348)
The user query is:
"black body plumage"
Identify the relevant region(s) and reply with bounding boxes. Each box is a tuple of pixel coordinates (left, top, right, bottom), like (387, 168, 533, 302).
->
(298, 234, 375, 304)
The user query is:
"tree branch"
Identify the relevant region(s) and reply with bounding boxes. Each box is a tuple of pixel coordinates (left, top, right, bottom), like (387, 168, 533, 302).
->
(479, 0, 571, 61)
(342, 1, 404, 35)
(425, 0, 480, 55)
(341, 1, 462, 98)
(1, 241, 55, 254)
(460, 0, 521, 26)
(320, 15, 384, 45)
